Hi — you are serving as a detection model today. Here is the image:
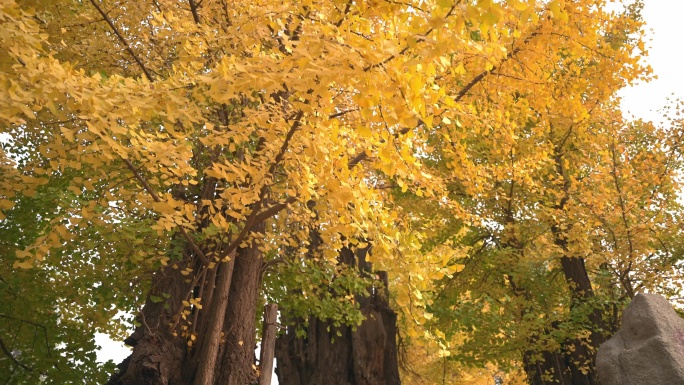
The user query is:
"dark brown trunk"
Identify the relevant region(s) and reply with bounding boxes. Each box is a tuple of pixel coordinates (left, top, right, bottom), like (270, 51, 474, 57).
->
(189, 255, 236, 385)
(519, 240, 603, 385)
(108, 229, 265, 385)
(521, 321, 600, 385)
(259, 303, 279, 385)
(275, 316, 354, 385)
(557, 256, 604, 385)
(214, 224, 265, 385)
(274, 285, 400, 385)
(107, 261, 195, 385)
(537, 144, 604, 384)
(509, 257, 603, 385)
(275, 245, 400, 385)
(515, 254, 604, 385)
(549, 221, 604, 385)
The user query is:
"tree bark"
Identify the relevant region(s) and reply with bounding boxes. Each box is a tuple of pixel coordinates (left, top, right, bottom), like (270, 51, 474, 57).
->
(106, 261, 195, 385)
(191, 255, 236, 385)
(108, 225, 401, 385)
(275, 288, 400, 385)
(214, 223, 265, 385)
(274, 246, 400, 385)
(107, 229, 265, 385)
(259, 303, 278, 385)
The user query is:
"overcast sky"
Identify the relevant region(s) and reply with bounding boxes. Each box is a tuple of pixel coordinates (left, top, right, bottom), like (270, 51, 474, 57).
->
(94, 0, 684, 378)
(618, 0, 684, 123)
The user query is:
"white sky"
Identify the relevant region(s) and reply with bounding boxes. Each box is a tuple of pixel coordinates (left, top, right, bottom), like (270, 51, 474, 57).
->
(618, 0, 684, 123)
(94, 0, 684, 380)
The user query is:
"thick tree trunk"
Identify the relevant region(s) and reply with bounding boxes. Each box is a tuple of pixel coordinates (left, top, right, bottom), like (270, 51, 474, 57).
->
(525, 146, 606, 385)
(555, 256, 604, 385)
(519, 255, 604, 385)
(509, 255, 604, 385)
(549, 203, 604, 384)
(275, 316, 354, 385)
(108, 223, 401, 385)
(107, 260, 195, 385)
(215, 225, 265, 385)
(107, 227, 265, 385)
(274, 284, 400, 385)
(275, 245, 400, 385)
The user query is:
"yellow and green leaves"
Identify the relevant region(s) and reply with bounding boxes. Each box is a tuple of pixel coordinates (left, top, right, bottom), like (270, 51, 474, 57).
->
(0, 0, 671, 382)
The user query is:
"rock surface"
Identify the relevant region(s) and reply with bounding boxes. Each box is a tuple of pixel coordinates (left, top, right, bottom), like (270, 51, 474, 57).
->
(596, 293, 684, 385)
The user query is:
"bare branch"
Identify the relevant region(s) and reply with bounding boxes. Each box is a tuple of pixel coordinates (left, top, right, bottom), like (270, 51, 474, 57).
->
(89, 0, 155, 82)
(0, 335, 33, 372)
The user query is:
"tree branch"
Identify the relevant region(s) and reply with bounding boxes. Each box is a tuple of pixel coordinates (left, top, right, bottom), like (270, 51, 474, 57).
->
(252, 196, 297, 224)
(454, 32, 539, 103)
(348, 30, 541, 168)
(0, 314, 52, 359)
(122, 158, 209, 264)
(220, 111, 304, 258)
(89, 0, 155, 82)
(188, 0, 201, 24)
(335, 0, 354, 27)
(0, 335, 32, 372)
(329, 108, 359, 119)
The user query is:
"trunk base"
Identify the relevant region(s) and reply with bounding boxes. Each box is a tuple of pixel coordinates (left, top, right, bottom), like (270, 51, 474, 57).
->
(275, 286, 400, 385)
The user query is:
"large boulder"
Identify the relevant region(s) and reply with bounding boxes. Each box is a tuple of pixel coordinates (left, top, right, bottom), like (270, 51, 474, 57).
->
(596, 293, 684, 385)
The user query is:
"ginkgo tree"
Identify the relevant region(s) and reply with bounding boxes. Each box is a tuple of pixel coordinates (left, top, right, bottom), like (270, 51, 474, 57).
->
(424, 104, 684, 382)
(410, 1, 684, 381)
(0, 0, 672, 384)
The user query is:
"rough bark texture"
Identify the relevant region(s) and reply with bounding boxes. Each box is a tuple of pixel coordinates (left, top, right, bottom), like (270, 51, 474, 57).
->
(106, 261, 195, 385)
(275, 289, 400, 385)
(259, 303, 279, 385)
(107, 230, 265, 385)
(275, 245, 400, 385)
(521, 145, 607, 385)
(214, 224, 265, 385)
(190, 258, 235, 385)
(522, 293, 622, 385)
(558, 256, 604, 385)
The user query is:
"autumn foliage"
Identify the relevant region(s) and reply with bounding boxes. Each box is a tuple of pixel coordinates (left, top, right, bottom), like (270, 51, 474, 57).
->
(2, 0, 683, 384)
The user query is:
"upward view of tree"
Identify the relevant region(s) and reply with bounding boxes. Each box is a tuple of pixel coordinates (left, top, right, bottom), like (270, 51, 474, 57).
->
(1, 0, 682, 384)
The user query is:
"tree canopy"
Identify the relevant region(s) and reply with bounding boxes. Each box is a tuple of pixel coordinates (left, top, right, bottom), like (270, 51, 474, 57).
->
(2, 0, 683, 384)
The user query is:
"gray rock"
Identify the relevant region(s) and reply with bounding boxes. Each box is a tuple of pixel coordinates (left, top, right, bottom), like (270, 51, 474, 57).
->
(596, 293, 684, 385)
